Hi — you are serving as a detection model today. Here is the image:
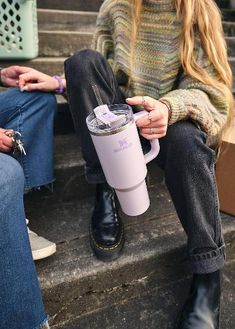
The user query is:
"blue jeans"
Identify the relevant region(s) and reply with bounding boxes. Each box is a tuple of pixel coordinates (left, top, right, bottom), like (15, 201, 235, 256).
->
(0, 153, 49, 329)
(0, 88, 56, 328)
(0, 88, 56, 190)
(65, 49, 225, 274)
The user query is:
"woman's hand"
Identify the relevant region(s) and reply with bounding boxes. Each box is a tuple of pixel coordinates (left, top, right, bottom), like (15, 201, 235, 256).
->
(18, 68, 64, 92)
(1, 66, 30, 87)
(0, 128, 13, 153)
(1, 65, 66, 93)
(126, 96, 171, 140)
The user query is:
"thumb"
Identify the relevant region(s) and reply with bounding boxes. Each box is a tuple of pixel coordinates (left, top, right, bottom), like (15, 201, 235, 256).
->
(21, 82, 46, 92)
(126, 96, 145, 106)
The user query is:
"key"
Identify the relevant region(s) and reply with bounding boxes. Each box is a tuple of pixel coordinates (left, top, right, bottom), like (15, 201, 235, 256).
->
(4, 130, 26, 155)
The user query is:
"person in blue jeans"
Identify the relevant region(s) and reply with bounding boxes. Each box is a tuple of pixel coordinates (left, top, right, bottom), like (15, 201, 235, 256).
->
(0, 65, 60, 328)
(0, 66, 57, 261)
(0, 154, 50, 329)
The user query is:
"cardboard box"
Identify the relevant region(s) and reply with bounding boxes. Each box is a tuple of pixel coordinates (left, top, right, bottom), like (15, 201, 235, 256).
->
(216, 119, 235, 215)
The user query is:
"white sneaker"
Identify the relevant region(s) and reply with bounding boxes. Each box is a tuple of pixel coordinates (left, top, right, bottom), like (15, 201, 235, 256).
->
(26, 220, 56, 260)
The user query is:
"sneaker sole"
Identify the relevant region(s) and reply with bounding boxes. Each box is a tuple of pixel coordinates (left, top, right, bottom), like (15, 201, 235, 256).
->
(32, 244, 56, 261)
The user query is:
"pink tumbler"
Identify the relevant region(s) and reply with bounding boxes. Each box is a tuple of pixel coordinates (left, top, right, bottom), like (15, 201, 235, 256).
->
(86, 104, 160, 216)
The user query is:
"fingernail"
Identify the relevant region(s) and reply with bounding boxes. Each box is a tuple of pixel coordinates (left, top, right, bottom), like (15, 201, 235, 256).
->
(21, 85, 29, 92)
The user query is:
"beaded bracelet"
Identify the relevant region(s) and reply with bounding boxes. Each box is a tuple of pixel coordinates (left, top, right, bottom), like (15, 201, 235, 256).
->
(52, 75, 64, 94)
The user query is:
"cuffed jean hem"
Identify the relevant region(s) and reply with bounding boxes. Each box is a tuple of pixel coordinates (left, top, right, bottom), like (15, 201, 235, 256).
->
(188, 244, 225, 274)
(24, 178, 56, 193)
(84, 165, 106, 184)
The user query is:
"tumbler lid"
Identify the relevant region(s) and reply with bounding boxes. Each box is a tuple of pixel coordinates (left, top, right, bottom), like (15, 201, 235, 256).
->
(87, 104, 134, 136)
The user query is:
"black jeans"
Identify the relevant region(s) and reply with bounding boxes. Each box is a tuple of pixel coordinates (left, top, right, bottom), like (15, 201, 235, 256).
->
(64, 49, 225, 274)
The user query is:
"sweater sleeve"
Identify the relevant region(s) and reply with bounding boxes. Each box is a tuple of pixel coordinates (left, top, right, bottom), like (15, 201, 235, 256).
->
(160, 46, 229, 137)
(92, 1, 114, 66)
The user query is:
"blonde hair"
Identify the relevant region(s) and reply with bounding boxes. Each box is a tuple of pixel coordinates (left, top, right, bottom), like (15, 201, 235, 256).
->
(130, 0, 234, 137)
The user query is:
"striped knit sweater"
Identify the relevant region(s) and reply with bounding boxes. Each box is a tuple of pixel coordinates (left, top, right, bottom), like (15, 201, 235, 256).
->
(92, 0, 229, 136)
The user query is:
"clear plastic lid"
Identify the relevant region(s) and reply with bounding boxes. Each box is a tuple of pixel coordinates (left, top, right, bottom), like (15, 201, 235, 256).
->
(86, 104, 134, 135)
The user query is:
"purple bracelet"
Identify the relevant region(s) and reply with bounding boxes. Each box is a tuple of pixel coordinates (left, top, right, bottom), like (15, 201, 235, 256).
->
(53, 75, 64, 94)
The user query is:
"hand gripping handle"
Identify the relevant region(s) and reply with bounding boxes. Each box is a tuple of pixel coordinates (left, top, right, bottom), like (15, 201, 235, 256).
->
(134, 111, 160, 164)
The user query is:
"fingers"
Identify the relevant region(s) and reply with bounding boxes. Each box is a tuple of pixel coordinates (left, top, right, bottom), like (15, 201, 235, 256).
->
(0, 144, 12, 153)
(140, 126, 167, 139)
(0, 131, 13, 152)
(18, 71, 38, 90)
(20, 82, 47, 92)
(13, 66, 32, 75)
(18, 71, 59, 92)
(126, 95, 155, 109)
(126, 96, 168, 126)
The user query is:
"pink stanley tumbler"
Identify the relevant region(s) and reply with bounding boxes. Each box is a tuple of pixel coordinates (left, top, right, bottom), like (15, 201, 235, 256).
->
(86, 104, 160, 216)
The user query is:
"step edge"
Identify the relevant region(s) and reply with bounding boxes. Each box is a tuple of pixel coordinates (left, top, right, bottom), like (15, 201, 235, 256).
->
(39, 30, 93, 36)
(37, 8, 98, 16)
(39, 217, 235, 290)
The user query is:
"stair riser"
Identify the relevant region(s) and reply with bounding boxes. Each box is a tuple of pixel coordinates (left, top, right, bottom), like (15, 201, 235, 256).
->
(226, 37, 235, 57)
(37, 0, 104, 11)
(46, 247, 187, 326)
(39, 32, 92, 57)
(37, 9, 234, 37)
(1, 58, 234, 90)
(38, 32, 234, 58)
(42, 229, 235, 327)
(37, 10, 97, 32)
(223, 22, 235, 36)
(222, 9, 235, 21)
(0, 59, 65, 76)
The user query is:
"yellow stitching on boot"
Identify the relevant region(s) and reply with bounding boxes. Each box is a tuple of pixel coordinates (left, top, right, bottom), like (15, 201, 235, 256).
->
(90, 224, 124, 251)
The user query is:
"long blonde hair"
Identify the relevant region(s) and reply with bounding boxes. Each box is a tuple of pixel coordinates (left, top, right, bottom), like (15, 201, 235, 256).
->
(130, 0, 234, 136)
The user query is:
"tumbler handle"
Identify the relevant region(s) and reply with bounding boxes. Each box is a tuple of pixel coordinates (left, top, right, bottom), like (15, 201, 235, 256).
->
(134, 111, 160, 164)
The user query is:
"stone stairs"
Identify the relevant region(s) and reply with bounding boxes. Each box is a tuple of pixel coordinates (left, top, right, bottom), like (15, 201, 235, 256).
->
(1, 1, 235, 328)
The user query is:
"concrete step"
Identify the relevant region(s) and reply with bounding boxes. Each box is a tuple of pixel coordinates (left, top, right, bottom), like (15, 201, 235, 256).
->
(226, 37, 235, 57)
(216, 0, 229, 8)
(1, 57, 234, 90)
(24, 183, 235, 328)
(0, 57, 66, 76)
(52, 257, 235, 328)
(38, 31, 93, 57)
(37, 0, 233, 16)
(37, 0, 104, 12)
(38, 8, 233, 36)
(37, 9, 97, 32)
(37, 32, 235, 58)
(230, 57, 235, 85)
(223, 21, 235, 36)
(222, 9, 235, 21)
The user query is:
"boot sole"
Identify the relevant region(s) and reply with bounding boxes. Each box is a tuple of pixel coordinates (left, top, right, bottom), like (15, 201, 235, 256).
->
(89, 225, 125, 262)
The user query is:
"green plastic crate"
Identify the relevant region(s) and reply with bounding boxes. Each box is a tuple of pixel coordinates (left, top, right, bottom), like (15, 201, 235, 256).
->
(0, 0, 38, 59)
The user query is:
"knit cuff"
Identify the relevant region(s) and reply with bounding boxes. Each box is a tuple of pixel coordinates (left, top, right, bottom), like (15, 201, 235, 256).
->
(160, 95, 188, 126)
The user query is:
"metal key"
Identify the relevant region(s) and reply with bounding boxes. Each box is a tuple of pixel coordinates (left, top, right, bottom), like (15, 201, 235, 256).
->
(4, 130, 26, 155)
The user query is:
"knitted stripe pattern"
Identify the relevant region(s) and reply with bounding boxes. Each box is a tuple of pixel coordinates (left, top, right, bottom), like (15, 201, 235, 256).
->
(92, 0, 229, 136)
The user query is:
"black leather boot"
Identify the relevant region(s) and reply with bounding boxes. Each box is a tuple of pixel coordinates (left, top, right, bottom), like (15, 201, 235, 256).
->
(89, 182, 125, 262)
(176, 270, 222, 329)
